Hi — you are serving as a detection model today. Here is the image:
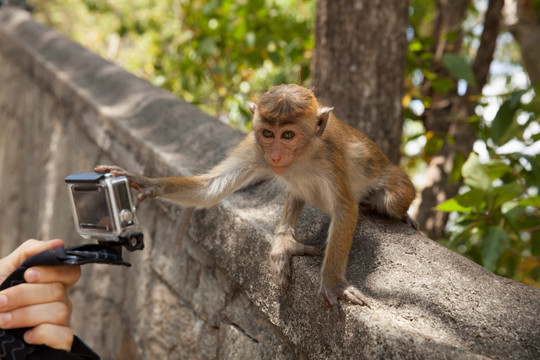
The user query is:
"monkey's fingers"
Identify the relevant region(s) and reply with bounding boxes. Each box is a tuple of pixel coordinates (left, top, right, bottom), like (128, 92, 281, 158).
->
(94, 164, 126, 174)
(270, 240, 322, 289)
(95, 165, 152, 196)
(137, 190, 158, 202)
(342, 286, 370, 308)
(319, 290, 343, 318)
(94, 165, 134, 183)
(319, 283, 370, 318)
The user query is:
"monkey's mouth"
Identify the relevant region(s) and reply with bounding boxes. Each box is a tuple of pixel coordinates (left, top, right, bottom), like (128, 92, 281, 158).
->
(270, 165, 290, 174)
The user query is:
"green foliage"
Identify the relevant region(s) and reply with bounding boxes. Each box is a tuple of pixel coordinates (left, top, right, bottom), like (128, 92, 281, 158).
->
(405, 0, 540, 286)
(436, 88, 540, 285)
(31, 0, 315, 129)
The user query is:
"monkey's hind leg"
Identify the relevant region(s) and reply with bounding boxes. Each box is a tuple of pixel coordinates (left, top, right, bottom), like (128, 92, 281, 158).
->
(366, 167, 417, 229)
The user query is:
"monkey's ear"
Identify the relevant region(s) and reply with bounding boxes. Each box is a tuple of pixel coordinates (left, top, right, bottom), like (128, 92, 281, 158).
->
(248, 102, 257, 114)
(316, 107, 333, 136)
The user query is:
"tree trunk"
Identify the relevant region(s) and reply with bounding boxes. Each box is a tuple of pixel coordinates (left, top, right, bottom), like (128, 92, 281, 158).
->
(504, 0, 540, 83)
(311, 0, 409, 164)
(411, 0, 504, 239)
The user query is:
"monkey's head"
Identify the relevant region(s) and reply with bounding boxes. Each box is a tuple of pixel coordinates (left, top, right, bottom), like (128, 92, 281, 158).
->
(249, 84, 333, 174)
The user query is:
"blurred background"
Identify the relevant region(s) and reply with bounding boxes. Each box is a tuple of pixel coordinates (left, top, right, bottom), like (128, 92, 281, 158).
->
(22, 0, 540, 286)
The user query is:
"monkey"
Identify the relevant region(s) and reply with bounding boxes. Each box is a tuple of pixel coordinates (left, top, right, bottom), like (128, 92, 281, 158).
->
(95, 84, 416, 316)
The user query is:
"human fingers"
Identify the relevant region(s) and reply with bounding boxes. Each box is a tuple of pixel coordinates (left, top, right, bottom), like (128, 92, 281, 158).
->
(25, 265, 81, 288)
(0, 301, 71, 329)
(0, 282, 68, 313)
(0, 239, 65, 277)
(24, 323, 74, 351)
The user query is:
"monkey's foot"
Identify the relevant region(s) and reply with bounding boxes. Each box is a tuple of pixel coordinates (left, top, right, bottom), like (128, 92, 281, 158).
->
(270, 236, 322, 289)
(319, 281, 369, 318)
(401, 214, 418, 230)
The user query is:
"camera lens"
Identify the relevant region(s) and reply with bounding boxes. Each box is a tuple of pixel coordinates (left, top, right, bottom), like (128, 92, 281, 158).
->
(119, 209, 135, 225)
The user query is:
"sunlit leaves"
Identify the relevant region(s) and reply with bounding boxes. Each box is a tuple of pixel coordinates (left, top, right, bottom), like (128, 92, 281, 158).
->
(462, 152, 491, 191)
(438, 148, 540, 284)
(404, 0, 540, 286)
(436, 198, 473, 212)
(34, 0, 315, 129)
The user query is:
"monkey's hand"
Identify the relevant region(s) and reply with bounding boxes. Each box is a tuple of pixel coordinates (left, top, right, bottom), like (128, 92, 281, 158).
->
(94, 165, 162, 201)
(319, 277, 369, 318)
(270, 234, 322, 289)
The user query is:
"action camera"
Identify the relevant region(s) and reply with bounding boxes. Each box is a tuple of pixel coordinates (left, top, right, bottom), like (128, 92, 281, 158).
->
(65, 172, 143, 251)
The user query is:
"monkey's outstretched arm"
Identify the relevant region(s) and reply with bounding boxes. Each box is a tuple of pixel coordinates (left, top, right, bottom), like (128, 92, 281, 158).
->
(94, 137, 263, 207)
(94, 162, 259, 208)
(270, 193, 322, 288)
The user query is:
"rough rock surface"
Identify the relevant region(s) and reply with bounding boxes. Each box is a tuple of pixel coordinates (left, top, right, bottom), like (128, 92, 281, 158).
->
(1, 7, 539, 359)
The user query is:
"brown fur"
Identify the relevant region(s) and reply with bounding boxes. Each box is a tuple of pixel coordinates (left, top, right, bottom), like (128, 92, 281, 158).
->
(95, 84, 416, 316)
(257, 84, 318, 126)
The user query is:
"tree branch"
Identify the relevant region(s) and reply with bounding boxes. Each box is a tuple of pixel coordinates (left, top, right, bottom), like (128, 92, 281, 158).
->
(471, 0, 505, 92)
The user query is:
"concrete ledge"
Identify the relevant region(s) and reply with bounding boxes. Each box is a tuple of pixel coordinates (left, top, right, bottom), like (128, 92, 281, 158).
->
(1, 7, 539, 359)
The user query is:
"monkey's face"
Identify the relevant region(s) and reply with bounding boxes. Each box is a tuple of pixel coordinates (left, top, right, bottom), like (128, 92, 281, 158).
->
(248, 84, 327, 174)
(255, 123, 309, 174)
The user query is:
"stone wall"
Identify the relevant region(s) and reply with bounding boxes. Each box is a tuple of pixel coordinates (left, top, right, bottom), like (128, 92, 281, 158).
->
(1, 7, 539, 360)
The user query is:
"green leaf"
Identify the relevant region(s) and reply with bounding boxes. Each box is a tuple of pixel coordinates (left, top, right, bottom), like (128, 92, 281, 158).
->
(449, 152, 465, 184)
(424, 131, 444, 157)
(462, 152, 491, 191)
(423, 69, 437, 80)
(485, 159, 512, 180)
(491, 182, 523, 210)
(409, 40, 423, 52)
(436, 198, 473, 212)
(532, 234, 540, 257)
(441, 53, 476, 86)
(268, 51, 281, 65)
(481, 226, 510, 272)
(431, 77, 455, 94)
(518, 196, 540, 207)
(455, 188, 485, 208)
(492, 90, 526, 146)
(502, 204, 525, 219)
(524, 154, 540, 181)
(198, 37, 217, 56)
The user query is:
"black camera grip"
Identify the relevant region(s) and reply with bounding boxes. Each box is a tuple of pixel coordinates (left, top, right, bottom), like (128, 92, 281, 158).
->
(0, 244, 133, 360)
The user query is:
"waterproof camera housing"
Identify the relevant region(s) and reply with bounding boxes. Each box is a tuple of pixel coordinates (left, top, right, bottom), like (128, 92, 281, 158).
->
(65, 172, 143, 251)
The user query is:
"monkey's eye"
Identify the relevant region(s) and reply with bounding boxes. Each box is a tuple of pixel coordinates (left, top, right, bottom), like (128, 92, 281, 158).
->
(281, 131, 295, 140)
(262, 129, 274, 138)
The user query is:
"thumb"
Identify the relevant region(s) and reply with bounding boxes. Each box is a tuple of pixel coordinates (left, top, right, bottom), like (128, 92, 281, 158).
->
(0, 239, 65, 275)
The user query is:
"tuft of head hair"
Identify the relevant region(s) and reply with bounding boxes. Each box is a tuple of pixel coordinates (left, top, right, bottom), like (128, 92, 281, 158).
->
(257, 84, 318, 126)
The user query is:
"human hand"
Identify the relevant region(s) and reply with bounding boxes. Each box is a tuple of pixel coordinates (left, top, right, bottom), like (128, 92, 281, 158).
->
(0, 239, 81, 351)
